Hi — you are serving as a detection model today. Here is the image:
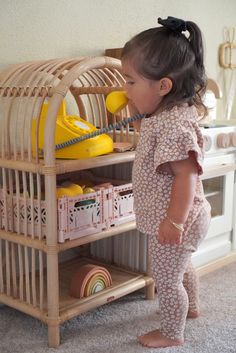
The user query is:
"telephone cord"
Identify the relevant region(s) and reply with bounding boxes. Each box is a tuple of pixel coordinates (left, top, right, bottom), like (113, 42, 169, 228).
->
(54, 113, 145, 151)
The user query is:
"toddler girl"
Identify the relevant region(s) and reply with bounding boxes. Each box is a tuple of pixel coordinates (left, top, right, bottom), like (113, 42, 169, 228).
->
(121, 16, 211, 348)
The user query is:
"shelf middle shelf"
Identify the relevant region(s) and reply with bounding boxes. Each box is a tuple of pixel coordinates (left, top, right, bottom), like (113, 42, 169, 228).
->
(55, 151, 136, 174)
(58, 221, 136, 251)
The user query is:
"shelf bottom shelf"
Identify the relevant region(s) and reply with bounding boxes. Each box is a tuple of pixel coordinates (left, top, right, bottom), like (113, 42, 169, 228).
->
(0, 257, 154, 325)
(58, 257, 154, 323)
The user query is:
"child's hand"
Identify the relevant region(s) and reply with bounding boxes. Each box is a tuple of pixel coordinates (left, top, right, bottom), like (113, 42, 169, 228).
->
(158, 218, 183, 245)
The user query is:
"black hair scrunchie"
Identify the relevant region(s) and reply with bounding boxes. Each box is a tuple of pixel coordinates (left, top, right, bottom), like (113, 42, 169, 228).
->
(157, 16, 187, 33)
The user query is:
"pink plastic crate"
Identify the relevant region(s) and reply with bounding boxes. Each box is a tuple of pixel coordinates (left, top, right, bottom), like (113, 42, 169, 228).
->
(0, 188, 105, 243)
(104, 183, 135, 226)
(57, 190, 105, 242)
(0, 189, 47, 238)
(0, 182, 135, 243)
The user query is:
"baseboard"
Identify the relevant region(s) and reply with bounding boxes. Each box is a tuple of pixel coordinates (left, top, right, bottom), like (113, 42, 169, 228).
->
(197, 251, 236, 277)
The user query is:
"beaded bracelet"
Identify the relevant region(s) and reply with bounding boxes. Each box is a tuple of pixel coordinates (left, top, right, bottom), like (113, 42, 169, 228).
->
(166, 216, 184, 232)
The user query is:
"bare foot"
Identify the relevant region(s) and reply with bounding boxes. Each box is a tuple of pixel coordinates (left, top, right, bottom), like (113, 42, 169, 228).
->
(138, 329, 184, 348)
(187, 310, 200, 318)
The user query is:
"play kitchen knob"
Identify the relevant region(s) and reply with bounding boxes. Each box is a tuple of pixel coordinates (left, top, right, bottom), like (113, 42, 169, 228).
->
(216, 133, 230, 148)
(203, 135, 212, 151)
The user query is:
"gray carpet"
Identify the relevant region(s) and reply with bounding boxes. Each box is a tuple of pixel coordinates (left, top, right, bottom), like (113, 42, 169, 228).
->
(0, 262, 236, 353)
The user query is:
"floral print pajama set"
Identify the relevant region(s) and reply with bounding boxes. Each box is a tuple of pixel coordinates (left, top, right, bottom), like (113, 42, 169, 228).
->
(132, 104, 211, 340)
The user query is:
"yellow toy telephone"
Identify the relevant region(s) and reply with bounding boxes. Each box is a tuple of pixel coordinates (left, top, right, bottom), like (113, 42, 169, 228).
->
(32, 92, 145, 159)
(31, 101, 114, 159)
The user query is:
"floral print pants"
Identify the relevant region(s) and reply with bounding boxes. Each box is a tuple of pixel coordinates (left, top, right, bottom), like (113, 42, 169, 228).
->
(148, 207, 211, 340)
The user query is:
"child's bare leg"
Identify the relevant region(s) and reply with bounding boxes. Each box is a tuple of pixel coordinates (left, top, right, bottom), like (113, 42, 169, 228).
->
(183, 260, 200, 318)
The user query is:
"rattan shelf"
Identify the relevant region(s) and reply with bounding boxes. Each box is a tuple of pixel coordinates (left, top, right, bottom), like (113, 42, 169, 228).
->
(0, 56, 154, 348)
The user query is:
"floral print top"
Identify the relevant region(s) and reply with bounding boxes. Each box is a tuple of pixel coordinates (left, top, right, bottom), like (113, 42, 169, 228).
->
(132, 104, 210, 236)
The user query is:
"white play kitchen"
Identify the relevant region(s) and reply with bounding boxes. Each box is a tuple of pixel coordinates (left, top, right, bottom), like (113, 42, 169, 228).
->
(0, 42, 236, 348)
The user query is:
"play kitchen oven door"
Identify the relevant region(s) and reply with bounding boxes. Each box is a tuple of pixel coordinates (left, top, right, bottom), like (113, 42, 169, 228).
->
(193, 155, 236, 267)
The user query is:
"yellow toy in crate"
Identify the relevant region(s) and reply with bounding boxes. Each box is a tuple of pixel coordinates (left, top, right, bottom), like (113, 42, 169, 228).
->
(32, 101, 113, 159)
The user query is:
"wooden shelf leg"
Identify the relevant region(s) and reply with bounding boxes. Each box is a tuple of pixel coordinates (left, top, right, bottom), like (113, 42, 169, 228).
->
(48, 324, 60, 348)
(45, 174, 61, 348)
(145, 281, 155, 300)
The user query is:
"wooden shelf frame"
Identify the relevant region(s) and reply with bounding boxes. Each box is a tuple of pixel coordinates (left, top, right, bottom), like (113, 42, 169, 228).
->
(0, 56, 152, 348)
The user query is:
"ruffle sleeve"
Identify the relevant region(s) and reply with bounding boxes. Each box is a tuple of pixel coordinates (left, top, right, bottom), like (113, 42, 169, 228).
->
(154, 124, 204, 175)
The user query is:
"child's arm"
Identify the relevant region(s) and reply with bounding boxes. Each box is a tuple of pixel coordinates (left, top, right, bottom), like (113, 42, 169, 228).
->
(158, 152, 198, 245)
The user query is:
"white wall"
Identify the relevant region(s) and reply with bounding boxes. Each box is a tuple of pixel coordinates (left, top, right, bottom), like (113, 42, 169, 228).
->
(0, 0, 236, 117)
